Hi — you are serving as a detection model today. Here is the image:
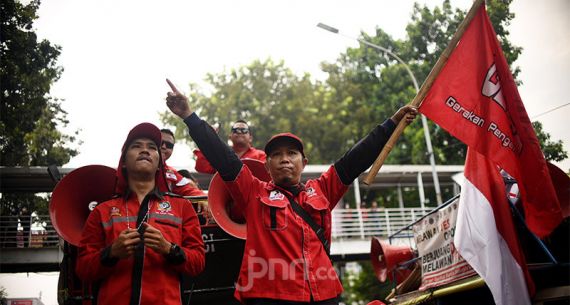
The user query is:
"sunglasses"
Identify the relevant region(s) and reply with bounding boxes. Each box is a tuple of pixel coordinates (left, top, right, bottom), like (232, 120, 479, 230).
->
(231, 127, 250, 134)
(161, 141, 175, 149)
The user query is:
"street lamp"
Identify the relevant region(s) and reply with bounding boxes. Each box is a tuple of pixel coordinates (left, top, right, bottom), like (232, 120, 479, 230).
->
(317, 22, 443, 205)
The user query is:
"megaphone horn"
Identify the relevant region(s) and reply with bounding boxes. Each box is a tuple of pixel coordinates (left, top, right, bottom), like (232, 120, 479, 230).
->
(208, 158, 271, 239)
(370, 237, 415, 284)
(49, 165, 117, 246)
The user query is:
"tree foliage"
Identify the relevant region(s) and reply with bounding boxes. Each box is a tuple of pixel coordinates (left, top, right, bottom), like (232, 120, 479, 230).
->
(161, 59, 354, 164)
(341, 262, 394, 305)
(533, 121, 568, 162)
(0, 286, 6, 305)
(1, 0, 79, 214)
(1, 0, 78, 167)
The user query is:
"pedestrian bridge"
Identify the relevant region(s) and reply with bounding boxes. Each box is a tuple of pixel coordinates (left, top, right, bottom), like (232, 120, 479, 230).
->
(0, 165, 462, 272)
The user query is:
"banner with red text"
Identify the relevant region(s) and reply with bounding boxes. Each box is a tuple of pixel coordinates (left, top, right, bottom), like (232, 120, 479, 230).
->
(413, 198, 476, 290)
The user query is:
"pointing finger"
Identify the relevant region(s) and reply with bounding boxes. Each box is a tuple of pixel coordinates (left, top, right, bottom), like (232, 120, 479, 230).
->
(166, 78, 180, 94)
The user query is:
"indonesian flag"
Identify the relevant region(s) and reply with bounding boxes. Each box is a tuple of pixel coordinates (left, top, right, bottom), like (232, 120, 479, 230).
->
(458, 149, 533, 305)
(418, 5, 563, 305)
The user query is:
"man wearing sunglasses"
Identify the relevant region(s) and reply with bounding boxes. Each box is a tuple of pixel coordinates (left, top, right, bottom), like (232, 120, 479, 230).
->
(161, 128, 204, 197)
(193, 120, 266, 174)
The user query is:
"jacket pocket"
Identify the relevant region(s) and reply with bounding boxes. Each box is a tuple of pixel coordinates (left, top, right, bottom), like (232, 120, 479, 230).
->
(259, 196, 288, 231)
(304, 195, 331, 231)
(151, 215, 182, 243)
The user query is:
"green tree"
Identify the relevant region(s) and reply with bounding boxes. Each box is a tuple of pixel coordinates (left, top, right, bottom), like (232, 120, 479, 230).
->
(161, 58, 352, 164)
(342, 262, 394, 305)
(1, 0, 79, 215)
(533, 121, 568, 162)
(323, 0, 524, 167)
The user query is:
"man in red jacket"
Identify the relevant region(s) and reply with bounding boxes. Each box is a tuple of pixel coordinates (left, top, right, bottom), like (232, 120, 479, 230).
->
(76, 122, 205, 305)
(165, 79, 417, 305)
(194, 120, 266, 174)
(160, 128, 204, 196)
(161, 128, 210, 223)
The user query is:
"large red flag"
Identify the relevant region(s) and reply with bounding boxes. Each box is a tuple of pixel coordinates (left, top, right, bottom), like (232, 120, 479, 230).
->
(419, 5, 562, 238)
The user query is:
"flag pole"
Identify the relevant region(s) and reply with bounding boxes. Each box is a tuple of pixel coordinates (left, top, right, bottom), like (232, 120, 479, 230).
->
(363, 0, 486, 185)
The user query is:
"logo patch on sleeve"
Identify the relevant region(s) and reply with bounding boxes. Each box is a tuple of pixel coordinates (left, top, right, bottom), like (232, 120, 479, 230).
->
(166, 171, 178, 181)
(306, 187, 317, 197)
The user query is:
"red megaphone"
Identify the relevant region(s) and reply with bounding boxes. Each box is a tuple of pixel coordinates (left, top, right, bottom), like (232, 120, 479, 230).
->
(208, 158, 271, 239)
(370, 237, 415, 284)
(49, 165, 116, 246)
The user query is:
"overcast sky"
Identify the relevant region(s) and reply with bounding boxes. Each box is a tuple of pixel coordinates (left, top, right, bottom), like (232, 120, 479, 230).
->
(2, 0, 569, 302)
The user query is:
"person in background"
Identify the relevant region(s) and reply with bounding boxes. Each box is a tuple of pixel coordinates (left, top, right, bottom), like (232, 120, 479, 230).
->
(177, 169, 200, 189)
(76, 122, 205, 305)
(193, 120, 266, 174)
(160, 128, 203, 195)
(19, 206, 31, 247)
(161, 128, 210, 220)
(165, 79, 417, 305)
(177, 168, 214, 225)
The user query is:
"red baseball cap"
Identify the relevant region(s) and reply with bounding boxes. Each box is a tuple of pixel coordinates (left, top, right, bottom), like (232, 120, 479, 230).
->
(121, 122, 162, 152)
(264, 132, 305, 157)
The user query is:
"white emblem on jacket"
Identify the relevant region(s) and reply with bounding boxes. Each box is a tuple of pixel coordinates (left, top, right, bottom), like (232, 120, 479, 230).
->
(269, 190, 285, 201)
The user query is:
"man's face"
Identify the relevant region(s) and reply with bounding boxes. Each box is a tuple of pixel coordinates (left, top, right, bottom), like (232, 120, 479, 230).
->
(229, 122, 252, 148)
(161, 132, 175, 161)
(125, 138, 160, 177)
(265, 141, 307, 187)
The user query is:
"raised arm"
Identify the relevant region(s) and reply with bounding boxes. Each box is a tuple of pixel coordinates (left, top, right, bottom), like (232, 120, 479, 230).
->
(334, 105, 418, 184)
(165, 78, 193, 119)
(165, 79, 242, 181)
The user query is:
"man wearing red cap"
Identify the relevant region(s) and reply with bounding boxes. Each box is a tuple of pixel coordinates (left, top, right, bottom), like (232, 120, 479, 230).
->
(166, 79, 417, 304)
(76, 122, 205, 305)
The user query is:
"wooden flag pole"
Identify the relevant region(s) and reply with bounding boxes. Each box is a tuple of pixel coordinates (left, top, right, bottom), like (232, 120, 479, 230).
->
(363, 0, 485, 185)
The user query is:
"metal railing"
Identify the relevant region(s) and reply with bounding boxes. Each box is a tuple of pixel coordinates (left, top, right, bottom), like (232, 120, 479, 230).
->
(0, 215, 60, 248)
(332, 207, 432, 240)
(0, 207, 433, 249)
(387, 194, 460, 242)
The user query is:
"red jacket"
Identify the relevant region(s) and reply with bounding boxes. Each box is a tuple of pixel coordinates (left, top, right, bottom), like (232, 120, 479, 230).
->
(194, 147, 266, 174)
(76, 138, 205, 305)
(76, 192, 205, 305)
(225, 165, 348, 302)
(183, 112, 396, 303)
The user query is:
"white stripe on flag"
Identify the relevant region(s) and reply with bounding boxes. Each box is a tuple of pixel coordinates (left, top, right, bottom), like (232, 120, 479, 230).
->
(455, 178, 530, 305)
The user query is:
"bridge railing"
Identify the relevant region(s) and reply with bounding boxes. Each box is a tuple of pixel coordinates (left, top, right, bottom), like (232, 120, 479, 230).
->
(0, 207, 433, 248)
(332, 207, 432, 240)
(0, 214, 59, 248)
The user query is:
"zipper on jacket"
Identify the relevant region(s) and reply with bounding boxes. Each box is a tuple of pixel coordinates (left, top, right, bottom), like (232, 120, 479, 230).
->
(300, 219, 313, 299)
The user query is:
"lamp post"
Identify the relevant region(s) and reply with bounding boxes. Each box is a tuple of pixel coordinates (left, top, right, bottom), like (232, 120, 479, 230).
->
(317, 22, 443, 205)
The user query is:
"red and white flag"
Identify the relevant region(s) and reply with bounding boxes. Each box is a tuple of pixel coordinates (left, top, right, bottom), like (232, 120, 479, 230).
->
(458, 149, 532, 305)
(419, 5, 563, 305)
